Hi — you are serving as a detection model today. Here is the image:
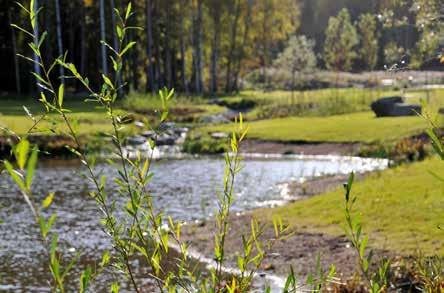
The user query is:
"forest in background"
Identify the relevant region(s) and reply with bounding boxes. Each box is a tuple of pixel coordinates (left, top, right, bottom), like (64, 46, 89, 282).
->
(0, 0, 442, 95)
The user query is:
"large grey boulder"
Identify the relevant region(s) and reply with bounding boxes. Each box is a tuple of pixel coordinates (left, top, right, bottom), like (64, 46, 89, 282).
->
(371, 96, 421, 117)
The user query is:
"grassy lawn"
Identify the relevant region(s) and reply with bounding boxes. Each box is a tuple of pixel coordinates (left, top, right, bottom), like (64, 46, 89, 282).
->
(0, 94, 224, 136)
(122, 92, 225, 117)
(221, 88, 444, 119)
(204, 111, 432, 143)
(262, 157, 444, 255)
(0, 99, 129, 136)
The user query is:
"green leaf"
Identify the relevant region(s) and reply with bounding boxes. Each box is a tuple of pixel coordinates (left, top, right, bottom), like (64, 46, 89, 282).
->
(160, 111, 169, 122)
(10, 24, 34, 38)
(4, 161, 26, 191)
(125, 2, 132, 20)
(50, 233, 58, 257)
(26, 147, 38, 189)
(116, 26, 123, 41)
(58, 84, 64, 108)
(42, 192, 55, 208)
(102, 74, 114, 89)
(111, 282, 119, 293)
(30, 72, 49, 86)
(100, 251, 110, 267)
(38, 31, 47, 48)
(14, 140, 30, 170)
(15, 2, 31, 14)
(426, 129, 444, 159)
(360, 235, 368, 258)
(47, 213, 57, 233)
(79, 267, 92, 293)
(120, 41, 136, 56)
(30, 0, 36, 30)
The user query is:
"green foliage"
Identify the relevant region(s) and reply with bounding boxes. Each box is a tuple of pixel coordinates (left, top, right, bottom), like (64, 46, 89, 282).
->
(274, 35, 317, 89)
(183, 133, 228, 154)
(384, 41, 406, 67)
(343, 173, 391, 292)
(358, 13, 378, 70)
(324, 8, 359, 72)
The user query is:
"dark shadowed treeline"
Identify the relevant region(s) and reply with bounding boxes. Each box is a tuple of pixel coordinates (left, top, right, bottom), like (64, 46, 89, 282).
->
(0, 0, 442, 95)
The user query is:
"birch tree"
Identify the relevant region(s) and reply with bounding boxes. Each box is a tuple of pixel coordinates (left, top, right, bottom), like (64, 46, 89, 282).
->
(99, 0, 108, 75)
(54, 0, 64, 84)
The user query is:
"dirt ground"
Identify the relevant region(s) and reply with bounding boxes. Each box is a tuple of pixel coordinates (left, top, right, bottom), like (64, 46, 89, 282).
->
(240, 139, 361, 156)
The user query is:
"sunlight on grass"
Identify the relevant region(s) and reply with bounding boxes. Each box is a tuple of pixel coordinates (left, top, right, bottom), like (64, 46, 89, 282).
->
(204, 111, 431, 143)
(263, 157, 444, 255)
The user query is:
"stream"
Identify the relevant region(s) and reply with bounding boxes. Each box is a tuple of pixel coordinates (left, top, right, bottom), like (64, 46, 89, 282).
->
(0, 155, 388, 292)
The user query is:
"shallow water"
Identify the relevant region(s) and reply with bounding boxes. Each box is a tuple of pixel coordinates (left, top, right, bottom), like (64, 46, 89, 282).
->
(0, 156, 387, 291)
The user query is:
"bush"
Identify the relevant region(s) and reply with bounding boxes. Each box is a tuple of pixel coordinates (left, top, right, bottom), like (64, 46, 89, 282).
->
(183, 133, 228, 154)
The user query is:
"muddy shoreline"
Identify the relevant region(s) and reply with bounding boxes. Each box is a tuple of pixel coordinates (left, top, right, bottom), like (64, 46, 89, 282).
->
(241, 138, 362, 156)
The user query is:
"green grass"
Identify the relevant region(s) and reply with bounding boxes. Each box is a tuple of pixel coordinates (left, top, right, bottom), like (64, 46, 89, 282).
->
(0, 98, 130, 136)
(221, 88, 444, 119)
(0, 94, 224, 136)
(204, 111, 433, 143)
(262, 157, 444, 255)
(122, 92, 225, 118)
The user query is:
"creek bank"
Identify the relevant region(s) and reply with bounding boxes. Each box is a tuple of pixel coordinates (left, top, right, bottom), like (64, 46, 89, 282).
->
(180, 173, 394, 285)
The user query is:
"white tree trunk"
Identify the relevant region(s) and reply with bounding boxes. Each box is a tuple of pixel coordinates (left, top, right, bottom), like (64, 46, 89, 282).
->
(55, 0, 64, 83)
(33, 0, 42, 91)
(100, 0, 108, 75)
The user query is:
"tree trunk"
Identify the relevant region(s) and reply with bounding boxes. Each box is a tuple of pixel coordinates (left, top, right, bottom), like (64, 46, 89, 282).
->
(55, 0, 64, 84)
(261, 3, 268, 91)
(179, 0, 188, 95)
(210, 4, 221, 96)
(100, 0, 108, 75)
(291, 70, 295, 104)
(146, 0, 156, 93)
(233, 1, 252, 92)
(130, 28, 139, 91)
(8, 9, 21, 94)
(33, 0, 42, 92)
(165, 0, 172, 89)
(80, 2, 87, 75)
(44, 0, 52, 66)
(225, 0, 240, 93)
(194, 0, 203, 94)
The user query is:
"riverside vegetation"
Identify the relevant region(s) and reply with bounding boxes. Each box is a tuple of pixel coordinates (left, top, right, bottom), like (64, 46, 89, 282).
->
(1, 1, 443, 292)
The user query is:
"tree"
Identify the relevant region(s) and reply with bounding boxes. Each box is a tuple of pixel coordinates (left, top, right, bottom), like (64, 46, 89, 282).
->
(412, 0, 442, 67)
(254, 0, 299, 89)
(32, 0, 42, 92)
(324, 8, 359, 73)
(192, 0, 203, 94)
(208, 0, 222, 96)
(224, 0, 241, 93)
(54, 0, 64, 84)
(274, 35, 316, 99)
(99, 0, 108, 75)
(179, 0, 188, 94)
(358, 13, 378, 70)
(145, 0, 156, 93)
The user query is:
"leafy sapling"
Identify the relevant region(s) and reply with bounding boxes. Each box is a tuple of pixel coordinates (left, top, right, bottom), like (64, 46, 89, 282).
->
(343, 172, 391, 293)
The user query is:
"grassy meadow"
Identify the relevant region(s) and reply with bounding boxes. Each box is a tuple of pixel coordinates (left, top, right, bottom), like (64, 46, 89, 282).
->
(203, 112, 430, 143)
(263, 157, 444, 255)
